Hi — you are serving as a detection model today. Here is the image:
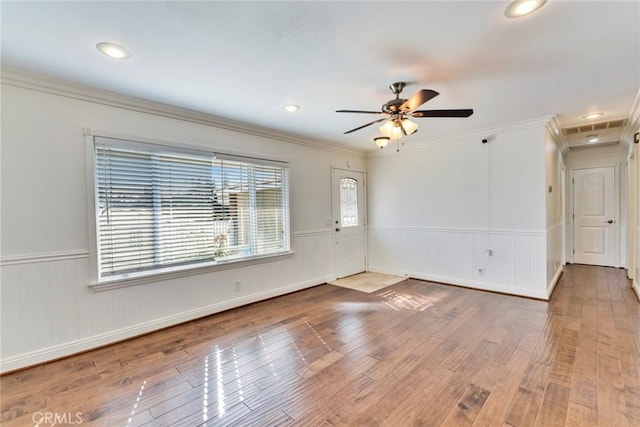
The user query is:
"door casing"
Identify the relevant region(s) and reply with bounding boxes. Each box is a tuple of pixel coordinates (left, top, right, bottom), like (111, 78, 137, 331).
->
(331, 167, 367, 278)
(569, 164, 620, 267)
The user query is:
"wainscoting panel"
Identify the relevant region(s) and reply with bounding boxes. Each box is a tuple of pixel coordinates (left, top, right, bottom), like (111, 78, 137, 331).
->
(486, 233, 516, 288)
(546, 223, 564, 295)
(0, 231, 335, 372)
(0, 265, 22, 356)
(368, 226, 548, 299)
(634, 227, 640, 300)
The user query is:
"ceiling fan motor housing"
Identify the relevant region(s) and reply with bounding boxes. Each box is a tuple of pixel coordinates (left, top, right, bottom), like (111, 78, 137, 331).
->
(382, 98, 408, 114)
(384, 82, 409, 113)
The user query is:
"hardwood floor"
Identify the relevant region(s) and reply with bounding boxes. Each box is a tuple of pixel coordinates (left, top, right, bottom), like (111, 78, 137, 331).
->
(1, 264, 639, 426)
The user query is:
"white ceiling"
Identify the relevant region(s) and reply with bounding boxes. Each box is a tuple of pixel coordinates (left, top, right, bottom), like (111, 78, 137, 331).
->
(2, 1, 639, 152)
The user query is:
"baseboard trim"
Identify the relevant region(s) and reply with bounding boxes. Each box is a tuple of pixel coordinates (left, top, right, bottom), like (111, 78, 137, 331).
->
(633, 278, 640, 302)
(547, 266, 564, 298)
(0, 275, 331, 373)
(367, 266, 548, 300)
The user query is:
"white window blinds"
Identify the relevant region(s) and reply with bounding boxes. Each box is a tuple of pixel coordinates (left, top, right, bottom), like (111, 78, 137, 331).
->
(94, 138, 289, 279)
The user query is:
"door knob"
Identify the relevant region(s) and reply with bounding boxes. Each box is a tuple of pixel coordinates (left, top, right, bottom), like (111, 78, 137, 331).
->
(335, 227, 341, 232)
(607, 220, 614, 224)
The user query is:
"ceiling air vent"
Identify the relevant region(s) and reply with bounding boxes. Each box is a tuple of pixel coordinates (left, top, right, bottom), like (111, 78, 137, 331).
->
(563, 118, 628, 136)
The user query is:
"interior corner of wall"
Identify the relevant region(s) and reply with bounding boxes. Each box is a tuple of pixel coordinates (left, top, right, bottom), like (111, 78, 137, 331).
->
(632, 278, 640, 302)
(547, 265, 564, 299)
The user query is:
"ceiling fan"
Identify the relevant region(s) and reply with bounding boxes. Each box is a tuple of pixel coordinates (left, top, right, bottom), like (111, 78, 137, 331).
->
(336, 82, 473, 144)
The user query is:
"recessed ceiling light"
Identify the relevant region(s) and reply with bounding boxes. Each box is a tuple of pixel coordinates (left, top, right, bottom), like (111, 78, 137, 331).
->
(284, 104, 300, 113)
(504, 0, 547, 18)
(582, 112, 604, 120)
(96, 42, 131, 59)
(586, 134, 599, 143)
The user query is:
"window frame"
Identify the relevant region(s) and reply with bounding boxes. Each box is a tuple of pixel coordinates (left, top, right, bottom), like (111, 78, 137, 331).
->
(84, 130, 293, 291)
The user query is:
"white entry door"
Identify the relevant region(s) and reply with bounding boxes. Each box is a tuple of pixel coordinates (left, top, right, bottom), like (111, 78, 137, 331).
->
(332, 169, 366, 278)
(573, 166, 616, 266)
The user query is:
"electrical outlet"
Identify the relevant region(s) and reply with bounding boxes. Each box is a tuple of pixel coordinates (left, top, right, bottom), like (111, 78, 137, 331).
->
(234, 281, 240, 292)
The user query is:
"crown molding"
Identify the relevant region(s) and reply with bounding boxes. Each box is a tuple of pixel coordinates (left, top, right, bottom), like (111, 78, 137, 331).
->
(0, 67, 366, 158)
(366, 115, 554, 158)
(622, 89, 640, 158)
(546, 116, 570, 155)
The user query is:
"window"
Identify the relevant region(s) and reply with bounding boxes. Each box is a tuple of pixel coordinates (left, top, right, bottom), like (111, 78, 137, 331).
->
(339, 177, 358, 227)
(93, 137, 290, 281)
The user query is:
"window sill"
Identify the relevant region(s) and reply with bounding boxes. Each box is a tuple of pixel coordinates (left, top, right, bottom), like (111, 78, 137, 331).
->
(88, 251, 295, 292)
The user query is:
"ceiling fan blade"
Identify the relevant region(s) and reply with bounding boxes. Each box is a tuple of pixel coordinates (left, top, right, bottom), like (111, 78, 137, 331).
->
(411, 109, 474, 118)
(336, 109, 386, 114)
(343, 117, 388, 134)
(399, 89, 439, 112)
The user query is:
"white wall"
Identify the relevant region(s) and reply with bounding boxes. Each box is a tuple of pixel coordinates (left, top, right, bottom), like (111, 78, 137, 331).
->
(629, 96, 640, 298)
(635, 141, 640, 296)
(0, 80, 365, 372)
(633, 145, 639, 285)
(366, 124, 549, 299)
(545, 128, 564, 294)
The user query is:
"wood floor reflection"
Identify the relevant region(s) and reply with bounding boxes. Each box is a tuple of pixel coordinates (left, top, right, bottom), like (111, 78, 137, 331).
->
(1, 264, 639, 426)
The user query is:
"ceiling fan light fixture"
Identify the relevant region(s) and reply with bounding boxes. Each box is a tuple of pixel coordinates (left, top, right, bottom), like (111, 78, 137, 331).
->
(374, 136, 390, 149)
(379, 118, 418, 139)
(379, 121, 403, 140)
(401, 118, 418, 135)
(504, 0, 547, 18)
